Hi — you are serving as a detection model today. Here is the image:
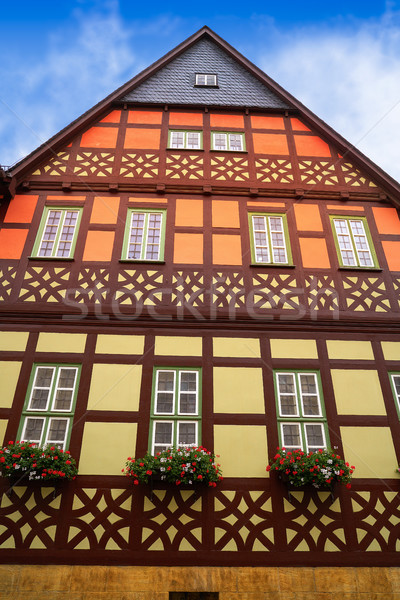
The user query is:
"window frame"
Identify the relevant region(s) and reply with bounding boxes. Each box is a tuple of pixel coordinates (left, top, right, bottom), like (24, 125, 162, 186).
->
(122, 208, 166, 262)
(195, 73, 218, 87)
(274, 370, 328, 452)
(389, 372, 400, 420)
(17, 363, 81, 450)
(330, 215, 379, 269)
(32, 206, 83, 259)
(167, 130, 203, 150)
(248, 212, 292, 265)
(149, 367, 202, 454)
(211, 131, 246, 152)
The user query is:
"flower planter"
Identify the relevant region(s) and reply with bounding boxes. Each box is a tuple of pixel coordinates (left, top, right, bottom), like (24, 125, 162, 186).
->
(278, 472, 336, 502)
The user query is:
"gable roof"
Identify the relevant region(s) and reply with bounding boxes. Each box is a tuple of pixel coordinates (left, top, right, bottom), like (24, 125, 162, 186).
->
(6, 26, 400, 204)
(121, 37, 291, 109)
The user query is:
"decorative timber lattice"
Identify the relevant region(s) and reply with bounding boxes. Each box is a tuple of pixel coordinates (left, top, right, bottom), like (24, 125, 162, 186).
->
(165, 154, 204, 180)
(305, 275, 339, 312)
(141, 490, 202, 552)
(342, 276, 391, 312)
(115, 270, 165, 308)
(298, 160, 339, 186)
(254, 158, 294, 184)
(31, 151, 70, 177)
(119, 153, 159, 178)
(282, 491, 347, 552)
(210, 156, 249, 181)
(18, 266, 71, 303)
(212, 272, 245, 310)
(67, 488, 132, 551)
(171, 271, 205, 307)
(392, 277, 400, 309)
(351, 491, 400, 552)
(74, 269, 110, 304)
(251, 273, 302, 312)
(341, 162, 378, 188)
(0, 266, 18, 301)
(72, 152, 115, 178)
(0, 485, 63, 550)
(213, 490, 274, 552)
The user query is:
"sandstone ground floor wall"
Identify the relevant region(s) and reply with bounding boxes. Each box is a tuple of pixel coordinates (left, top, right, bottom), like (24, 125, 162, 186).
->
(1, 565, 400, 600)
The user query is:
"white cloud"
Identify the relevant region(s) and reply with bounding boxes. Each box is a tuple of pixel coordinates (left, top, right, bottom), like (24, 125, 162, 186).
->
(258, 10, 400, 182)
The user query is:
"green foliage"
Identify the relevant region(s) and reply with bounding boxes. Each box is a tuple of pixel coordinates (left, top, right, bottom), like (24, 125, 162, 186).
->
(267, 447, 354, 489)
(0, 440, 78, 481)
(124, 446, 223, 487)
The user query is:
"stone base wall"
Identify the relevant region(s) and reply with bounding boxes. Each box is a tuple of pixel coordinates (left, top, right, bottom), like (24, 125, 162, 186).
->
(1, 566, 400, 600)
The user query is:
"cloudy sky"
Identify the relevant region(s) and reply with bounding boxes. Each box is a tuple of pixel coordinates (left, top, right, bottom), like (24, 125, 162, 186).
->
(2, 1, 400, 182)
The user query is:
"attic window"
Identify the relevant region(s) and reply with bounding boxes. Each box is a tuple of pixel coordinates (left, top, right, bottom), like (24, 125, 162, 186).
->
(195, 73, 218, 87)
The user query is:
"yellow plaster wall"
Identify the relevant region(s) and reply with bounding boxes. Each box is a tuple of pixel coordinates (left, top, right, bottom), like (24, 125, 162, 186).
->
(213, 367, 265, 413)
(0, 331, 29, 351)
(0, 362, 21, 408)
(79, 422, 137, 475)
(155, 336, 202, 356)
(214, 425, 267, 477)
(95, 334, 145, 355)
(381, 341, 400, 361)
(36, 333, 86, 354)
(0, 419, 8, 445)
(331, 369, 386, 415)
(213, 337, 261, 358)
(327, 340, 374, 360)
(88, 364, 142, 411)
(340, 426, 398, 478)
(270, 339, 318, 359)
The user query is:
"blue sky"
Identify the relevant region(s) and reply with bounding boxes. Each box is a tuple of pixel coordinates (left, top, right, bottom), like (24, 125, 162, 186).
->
(2, 1, 400, 181)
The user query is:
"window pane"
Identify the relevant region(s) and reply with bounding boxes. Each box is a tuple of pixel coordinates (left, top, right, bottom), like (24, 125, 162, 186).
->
(269, 216, 287, 263)
(155, 371, 175, 413)
(56, 211, 78, 257)
(281, 423, 302, 449)
(171, 132, 185, 148)
(178, 422, 196, 446)
(393, 375, 400, 398)
(29, 367, 55, 410)
(46, 418, 68, 447)
(252, 215, 270, 263)
(213, 133, 227, 150)
(277, 374, 298, 416)
(128, 212, 145, 259)
(228, 134, 243, 151)
(179, 371, 198, 414)
(145, 213, 162, 261)
(39, 211, 61, 256)
(30, 388, 51, 410)
(187, 132, 200, 149)
(153, 421, 173, 453)
(299, 374, 321, 416)
(22, 417, 44, 443)
(305, 423, 325, 449)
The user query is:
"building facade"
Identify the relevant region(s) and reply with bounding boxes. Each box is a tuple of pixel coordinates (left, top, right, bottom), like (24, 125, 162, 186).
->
(1, 27, 400, 598)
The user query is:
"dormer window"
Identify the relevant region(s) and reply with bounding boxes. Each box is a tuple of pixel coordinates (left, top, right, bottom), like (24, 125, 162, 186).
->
(195, 73, 218, 87)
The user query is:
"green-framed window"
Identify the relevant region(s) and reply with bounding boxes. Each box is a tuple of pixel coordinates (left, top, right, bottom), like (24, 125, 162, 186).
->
(211, 131, 245, 151)
(249, 213, 292, 265)
(18, 364, 81, 450)
(274, 370, 328, 451)
(389, 373, 400, 419)
(330, 216, 378, 268)
(168, 130, 203, 149)
(122, 209, 166, 261)
(150, 367, 202, 454)
(32, 207, 82, 258)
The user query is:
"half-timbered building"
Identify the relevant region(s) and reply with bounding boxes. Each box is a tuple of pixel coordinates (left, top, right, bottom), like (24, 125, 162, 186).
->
(1, 26, 400, 599)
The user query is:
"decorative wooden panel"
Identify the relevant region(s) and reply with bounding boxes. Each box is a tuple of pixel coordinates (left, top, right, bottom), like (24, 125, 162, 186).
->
(120, 153, 159, 178)
(18, 266, 71, 303)
(298, 159, 339, 186)
(255, 158, 294, 184)
(342, 275, 392, 312)
(166, 154, 204, 180)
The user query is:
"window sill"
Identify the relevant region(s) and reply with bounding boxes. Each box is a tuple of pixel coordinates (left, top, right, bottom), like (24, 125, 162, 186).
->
(28, 256, 75, 261)
(250, 263, 295, 268)
(119, 259, 165, 264)
(193, 84, 219, 88)
(338, 266, 382, 272)
(166, 147, 204, 152)
(210, 149, 247, 154)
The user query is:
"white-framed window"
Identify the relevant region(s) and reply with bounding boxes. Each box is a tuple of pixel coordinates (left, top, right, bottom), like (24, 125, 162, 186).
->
(150, 368, 201, 454)
(390, 373, 400, 418)
(275, 371, 328, 452)
(211, 132, 245, 151)
(18, 364, 80, 449)
(33, 207, 82, 258)
(249, 213, 291, 264)
(122, 209, 166, 261)
(331, 216, 378, 268)
(195, 73, 217, 86)
(168, 130, 202, 149)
